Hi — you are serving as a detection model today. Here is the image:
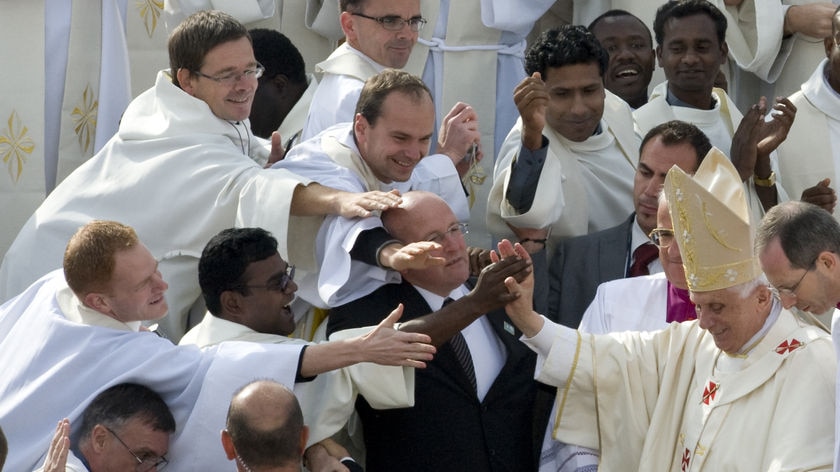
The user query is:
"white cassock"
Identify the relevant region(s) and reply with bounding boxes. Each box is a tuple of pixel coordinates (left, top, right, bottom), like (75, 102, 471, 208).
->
(300, 43, 384, 141)
(179, 313, 415, 446)
(0, 70, 321, 342)
(0, 270, 303, 472)
(633, 82, 789, 225)
(487, 91, 638, 254)
(776, 59, 840, 218)
(278, 73, 319, 150)
(524, 303, 835, 471)
(274, 124, 469, 308)
(579, 273, 670, 334)
(0, 1, 131, 262)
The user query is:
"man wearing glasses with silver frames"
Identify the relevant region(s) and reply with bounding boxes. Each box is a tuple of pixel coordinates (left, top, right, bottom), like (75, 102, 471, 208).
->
(37, 383, 175, 472)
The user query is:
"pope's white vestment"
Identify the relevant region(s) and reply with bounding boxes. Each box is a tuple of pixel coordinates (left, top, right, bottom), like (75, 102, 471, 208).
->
(274, 123, 469, 307)
(0, 270, 303, 472)
(0, 70, 320, 340)
(179, 313, 415, 446)
(525, 304, 835, 471)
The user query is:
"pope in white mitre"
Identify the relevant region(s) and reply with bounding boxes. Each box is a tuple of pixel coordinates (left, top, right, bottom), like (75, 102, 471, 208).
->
(497, 148, 835, 470)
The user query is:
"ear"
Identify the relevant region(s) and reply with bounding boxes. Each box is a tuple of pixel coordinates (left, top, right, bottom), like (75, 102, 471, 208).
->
(176, 68, 196, 95)
(91, 424, 110, 453)
(83, 292, 111, 316)
(220, 290, 245, 320)
(818, 250, 837, 271)
(354, 113, 369, 145)
(271, 74, 290, 94)
(825, 36, 835, 58)
(756, 285, 773, 310)
(339, 11, 356, 39)
(221, 430, 237, 460)
(719, 41, 729, 65)
(655, 45, 663, 68)
(298, 425, 310, 457)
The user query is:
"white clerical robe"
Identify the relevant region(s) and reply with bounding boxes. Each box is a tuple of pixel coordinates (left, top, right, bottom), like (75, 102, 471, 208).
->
(301, 43, 384, 141)
(525, 307, 835, 471)
(0, 70, 320, 342)
(1, 271, 303, 472)
(633, 82, 789, 225)
(776, 59, 840, 222)
(179, 313, 415, 446)
(580, 273, 670, 334)
(278, 73, 318, 150)
(274, 123, 469, 307)
(487, 91, 638, 252)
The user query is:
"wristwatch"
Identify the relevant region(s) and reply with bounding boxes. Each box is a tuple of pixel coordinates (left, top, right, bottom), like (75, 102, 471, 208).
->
(753, 171, 776, 187)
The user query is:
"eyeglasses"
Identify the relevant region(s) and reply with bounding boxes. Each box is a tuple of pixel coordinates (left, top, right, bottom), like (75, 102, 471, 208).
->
(105, 426, 168, 472)
(192, 64, 265, 86)
(351, 12, 427, 32)
(648, 228, 675, 249)
(425, 223, 468, 245)
(770, 261, 814, 300)
(239, 265, 296, 293)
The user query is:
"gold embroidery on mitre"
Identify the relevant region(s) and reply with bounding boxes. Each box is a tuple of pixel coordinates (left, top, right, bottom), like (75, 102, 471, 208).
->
(0, 110, 35, 183)
(136, 0, 164, 37)
(71, 84, 98, 154)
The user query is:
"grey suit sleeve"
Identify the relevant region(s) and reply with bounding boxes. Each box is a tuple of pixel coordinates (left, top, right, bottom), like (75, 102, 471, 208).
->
(505, 137, 549, 213)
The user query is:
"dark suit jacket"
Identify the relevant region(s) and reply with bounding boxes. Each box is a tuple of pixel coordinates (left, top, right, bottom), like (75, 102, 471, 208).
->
(547, 213, 636, 328)
(328, 280, 548, 472)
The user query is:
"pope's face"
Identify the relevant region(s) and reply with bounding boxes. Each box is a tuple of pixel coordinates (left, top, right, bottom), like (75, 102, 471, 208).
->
(691, 284, 771, 354)
(181, 36, 259, 122)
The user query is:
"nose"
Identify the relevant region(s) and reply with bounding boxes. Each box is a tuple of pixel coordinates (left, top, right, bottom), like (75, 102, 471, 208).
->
(696, 308, 713, 330)
(644, 176, 664, 197)
(681, 49, 700, 65)
(154, 271, 169, 292)
(286, 279, 298, 294)
(615, 45, 635, 62)
(776, 291, 797, 309)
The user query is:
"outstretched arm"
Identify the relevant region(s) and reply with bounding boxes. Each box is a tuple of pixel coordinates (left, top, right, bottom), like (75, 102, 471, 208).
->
(291, 185, 403, 218)
(299, 304, 436, 377)
(493, 239, 546, 338)
(397, 253, 532, 346)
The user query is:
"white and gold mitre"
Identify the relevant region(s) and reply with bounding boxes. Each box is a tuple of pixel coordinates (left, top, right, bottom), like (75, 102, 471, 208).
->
(664, 147, 760, 292)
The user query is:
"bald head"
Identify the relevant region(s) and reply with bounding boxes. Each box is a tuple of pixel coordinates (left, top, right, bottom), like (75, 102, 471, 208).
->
(381, 191, 450, 242)
(223, 380, 307, 470)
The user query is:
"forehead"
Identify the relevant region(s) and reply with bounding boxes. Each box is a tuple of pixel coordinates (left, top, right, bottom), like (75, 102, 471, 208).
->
(543, 62, 603, 86)
(640, 138, 698, 172)
(362, 0, 420, 14)
(242, 253, 285, 281)
(112, 245, 156, 282)
(690, 287, 739, 305)
(397, 199, 457, 241)
(374, 91, 434, 129)
(591, 15, 651, 43)
(662, 13, 719, 43)
(202, 36, 255, 70)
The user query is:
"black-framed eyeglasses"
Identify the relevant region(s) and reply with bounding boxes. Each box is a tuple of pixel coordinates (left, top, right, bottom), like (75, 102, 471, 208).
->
(105, 426, 168, 472)
(425, 223, 468, 245)
(351, 12, 427, 32)
(648, 228, 674, 249)
(191, 64, 265, 86)
(239, 265, 296, 294)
